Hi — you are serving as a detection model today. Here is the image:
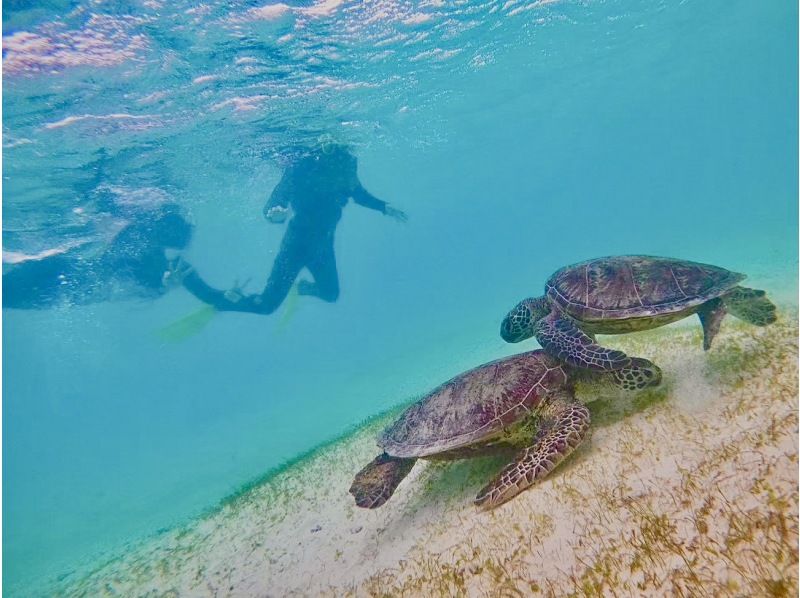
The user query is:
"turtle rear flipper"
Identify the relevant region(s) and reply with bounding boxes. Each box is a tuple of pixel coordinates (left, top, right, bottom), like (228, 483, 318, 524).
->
(474, 397, 590, 509)
(534, 312, 631, 371)
(350, 453, 415, 509)
(722, 286, 777, 326)
(697, 297, 727, 350)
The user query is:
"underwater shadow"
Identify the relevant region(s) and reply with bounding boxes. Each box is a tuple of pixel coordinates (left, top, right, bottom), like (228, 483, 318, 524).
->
(585, 385, 670, 429)
(704, 324, 793, 386)
(411, 454, 511, 508)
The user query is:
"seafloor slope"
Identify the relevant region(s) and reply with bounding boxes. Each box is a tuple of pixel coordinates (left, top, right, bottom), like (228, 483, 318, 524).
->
(58, 311, 798, 597)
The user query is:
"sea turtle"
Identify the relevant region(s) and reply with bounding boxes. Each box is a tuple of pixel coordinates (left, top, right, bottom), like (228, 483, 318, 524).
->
(349, 349, 661, 510)
(500, 255, 777, 371)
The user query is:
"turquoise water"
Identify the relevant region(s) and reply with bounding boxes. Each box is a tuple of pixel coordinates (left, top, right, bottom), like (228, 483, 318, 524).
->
(3, 0, 797, 594)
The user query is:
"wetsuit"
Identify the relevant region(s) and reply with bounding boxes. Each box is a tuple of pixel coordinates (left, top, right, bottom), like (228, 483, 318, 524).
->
(3, 254, 97, 309)
(3, 211, 193, 309)
(192, 146, 387, 314)
(3, 237, 170, 309)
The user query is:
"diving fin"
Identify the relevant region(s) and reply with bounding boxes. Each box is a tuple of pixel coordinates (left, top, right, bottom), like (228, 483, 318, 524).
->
(276, 283, 300, 333)
(157, 305, 217, 342)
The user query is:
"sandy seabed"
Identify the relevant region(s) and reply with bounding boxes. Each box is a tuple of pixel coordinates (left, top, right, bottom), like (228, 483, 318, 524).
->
(57, 311, 798, 597)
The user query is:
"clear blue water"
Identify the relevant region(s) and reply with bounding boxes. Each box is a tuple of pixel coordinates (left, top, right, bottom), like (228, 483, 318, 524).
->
(3, 0, 797, 594)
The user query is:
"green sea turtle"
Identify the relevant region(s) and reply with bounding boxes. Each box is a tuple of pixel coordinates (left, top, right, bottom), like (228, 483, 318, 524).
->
(501, 255, 777, 371)
(350, 349, 661, 510)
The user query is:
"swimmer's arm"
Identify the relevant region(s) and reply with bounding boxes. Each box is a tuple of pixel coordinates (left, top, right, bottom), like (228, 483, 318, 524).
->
(351, 184, 388, 213)
(346, 157, 387, 212)
(167, 259, 263, 313)
(263, 171, 294, 219)
(181, 269, 241, 310)
(352, 184, 408, 222)
(182, 271, 272, 314)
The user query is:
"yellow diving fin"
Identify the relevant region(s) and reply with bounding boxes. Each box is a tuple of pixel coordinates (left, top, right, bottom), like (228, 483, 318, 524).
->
(157, 305, 217, 342)
(276, 283, 300, 333)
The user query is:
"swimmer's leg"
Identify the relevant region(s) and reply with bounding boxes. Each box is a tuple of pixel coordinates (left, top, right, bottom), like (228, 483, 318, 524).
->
(254, 233, 306, 314)
(299, 240, 339, 302)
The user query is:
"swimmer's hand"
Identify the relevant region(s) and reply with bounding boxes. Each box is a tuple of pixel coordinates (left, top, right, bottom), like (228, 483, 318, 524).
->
(224, 288, 244, 303)
(163, 257, 194, 288)
(265, 206, 289, 224)
(384, 205, 408, 223)
(223, 278, 251, 304)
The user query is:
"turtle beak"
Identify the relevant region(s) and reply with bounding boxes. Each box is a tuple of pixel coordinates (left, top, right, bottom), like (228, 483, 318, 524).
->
(500, 299, 536, 343)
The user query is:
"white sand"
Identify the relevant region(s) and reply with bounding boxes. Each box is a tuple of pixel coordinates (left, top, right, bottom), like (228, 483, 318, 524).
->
(56, 312, 798, 597)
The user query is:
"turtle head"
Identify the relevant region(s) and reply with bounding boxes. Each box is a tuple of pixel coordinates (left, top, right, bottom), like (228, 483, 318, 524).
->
(610, 358, 663, 391)
(500, 296, 549, 343)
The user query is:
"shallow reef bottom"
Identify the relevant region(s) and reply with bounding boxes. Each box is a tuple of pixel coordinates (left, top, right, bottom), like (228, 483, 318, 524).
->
(56, 311, 798, 597)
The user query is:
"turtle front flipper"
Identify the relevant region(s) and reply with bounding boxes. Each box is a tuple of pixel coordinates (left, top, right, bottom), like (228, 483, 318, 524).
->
(534, 312, 631, 371)
(350, 453, 416, 509)
(474, 396, 590, 509)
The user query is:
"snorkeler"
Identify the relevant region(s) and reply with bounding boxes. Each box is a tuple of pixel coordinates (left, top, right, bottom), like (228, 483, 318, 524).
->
(186, 139, 407, 315)
(2, 203, 210, 309)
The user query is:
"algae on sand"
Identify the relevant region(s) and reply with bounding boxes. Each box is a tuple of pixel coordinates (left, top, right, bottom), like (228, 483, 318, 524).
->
(57, 313, 799, 597)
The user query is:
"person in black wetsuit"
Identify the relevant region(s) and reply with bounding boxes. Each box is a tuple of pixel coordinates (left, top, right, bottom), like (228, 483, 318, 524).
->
(183, 141, 407, 314)
(3, 204, 211, 309)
